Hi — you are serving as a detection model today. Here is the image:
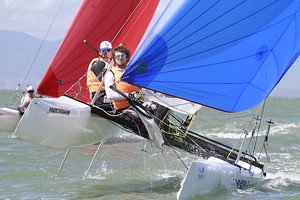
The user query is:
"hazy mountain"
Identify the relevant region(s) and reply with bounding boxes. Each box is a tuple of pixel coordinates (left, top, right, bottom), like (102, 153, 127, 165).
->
(0, 30, 60, 90)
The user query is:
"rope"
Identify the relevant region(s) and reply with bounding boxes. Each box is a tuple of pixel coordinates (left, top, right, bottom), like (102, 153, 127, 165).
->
(251, 100, 266, 155)
(7, 0, 66, 106)
(162, 134, 189, 170)
(225, 99, 266, 157)
(113, 0, 152, 43)
(21, 0, 66, 89)
(110, 0, 146, 44)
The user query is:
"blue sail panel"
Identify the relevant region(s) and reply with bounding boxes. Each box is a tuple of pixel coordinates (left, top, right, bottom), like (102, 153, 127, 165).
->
(122, 0, 300, 112)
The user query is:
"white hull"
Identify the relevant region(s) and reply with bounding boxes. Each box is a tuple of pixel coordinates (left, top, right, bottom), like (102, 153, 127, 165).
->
(177, 156, 265, 200)
(0, 107, 21, 133)
(13, 96, 122, 148)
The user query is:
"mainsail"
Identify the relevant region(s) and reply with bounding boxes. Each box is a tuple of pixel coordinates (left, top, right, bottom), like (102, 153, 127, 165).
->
(122, 0, 300, 112)
(37, 0, 159, 102)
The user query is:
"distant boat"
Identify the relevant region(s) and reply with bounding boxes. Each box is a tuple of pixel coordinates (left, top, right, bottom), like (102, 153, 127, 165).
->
(0, 107, 20, 133)
(0, 88, 23, 133)
(11, 0, 300, 200)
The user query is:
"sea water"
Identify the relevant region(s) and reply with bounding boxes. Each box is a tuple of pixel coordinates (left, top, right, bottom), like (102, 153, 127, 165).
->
(1, 90, 300, 200)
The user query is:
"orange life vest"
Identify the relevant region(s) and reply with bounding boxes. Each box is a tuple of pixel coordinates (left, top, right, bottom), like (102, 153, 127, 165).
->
(86, 58, 106, 93)
(111, 67, 140, 110)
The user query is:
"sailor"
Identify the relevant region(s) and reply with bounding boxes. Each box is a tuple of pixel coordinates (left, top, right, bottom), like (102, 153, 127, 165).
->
(86, 40, 113, 104)
(18, 85, 35, 114)
(104, 45, 141, 111)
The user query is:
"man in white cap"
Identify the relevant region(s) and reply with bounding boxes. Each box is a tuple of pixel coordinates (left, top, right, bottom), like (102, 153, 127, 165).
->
(18, 85, 35, 114)
(86, 40, 113, 104)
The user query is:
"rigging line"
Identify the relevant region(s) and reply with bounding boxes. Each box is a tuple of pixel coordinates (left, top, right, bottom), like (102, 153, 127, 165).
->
(226, 103, 265, 158)
(245, 118, 259, 154)
(268, 84, 280, 119)
(64, 71, 88, 96)
(92, 105, 124, 118)
(183, 134, 206, 153)
(227, 130, 245, 159)
(117, 0, 152, 43)
(110, 0, 143, 44)
(162, 133, 188, 170)
(8, 84, 22, 108)
(19, 0, 66, 90)
(251, 99, 267, 155)
(124, 0, 172, 57)
(258, 118, 272, 162)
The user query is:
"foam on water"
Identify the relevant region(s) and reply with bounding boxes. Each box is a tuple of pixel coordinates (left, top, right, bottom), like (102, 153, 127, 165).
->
(271, 122, 300, 135)
(267, 172, 300, 186)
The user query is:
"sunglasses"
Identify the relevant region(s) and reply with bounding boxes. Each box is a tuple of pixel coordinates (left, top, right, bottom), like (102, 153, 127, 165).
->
(114, 53, 127, 59)
(101, 49, 112, 53)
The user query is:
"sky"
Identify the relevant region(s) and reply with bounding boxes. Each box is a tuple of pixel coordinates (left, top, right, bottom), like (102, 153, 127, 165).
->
(0, 0, 299, 96)
(0, 0, 81, 41)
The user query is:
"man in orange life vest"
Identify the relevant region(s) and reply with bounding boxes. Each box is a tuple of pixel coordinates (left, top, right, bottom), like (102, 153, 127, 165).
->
(104, 45, 141, 111)
(86, 40, 113, 103)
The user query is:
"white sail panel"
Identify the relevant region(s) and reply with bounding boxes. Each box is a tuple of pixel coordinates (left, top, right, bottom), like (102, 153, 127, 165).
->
(144, 90, 201, 115)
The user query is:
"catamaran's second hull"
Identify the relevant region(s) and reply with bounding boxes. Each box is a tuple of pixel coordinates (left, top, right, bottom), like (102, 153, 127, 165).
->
(12, 96, 122, 148)
(177, 156, 265, 200)
(0, 107, 21, 133)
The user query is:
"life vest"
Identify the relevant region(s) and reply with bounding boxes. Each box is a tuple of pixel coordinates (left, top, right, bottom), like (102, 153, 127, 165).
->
(111, 67, 140, 110)
(86, 58, 106, 93)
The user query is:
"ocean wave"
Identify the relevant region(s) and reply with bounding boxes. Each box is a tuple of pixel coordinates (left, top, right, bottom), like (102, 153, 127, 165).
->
(270, 123, 300, 135)
(200, 122, 300, 139)
(264, 172, 300, 190)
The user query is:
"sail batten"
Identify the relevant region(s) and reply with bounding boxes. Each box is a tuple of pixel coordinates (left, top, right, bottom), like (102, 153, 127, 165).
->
(122, 0, 300, 112)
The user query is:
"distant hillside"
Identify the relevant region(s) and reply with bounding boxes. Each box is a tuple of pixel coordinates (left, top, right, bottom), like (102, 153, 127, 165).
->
(0, 30, 60, 90)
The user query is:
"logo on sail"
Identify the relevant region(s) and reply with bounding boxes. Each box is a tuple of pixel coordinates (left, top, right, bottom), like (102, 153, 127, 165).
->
(135, 60, 148, 74)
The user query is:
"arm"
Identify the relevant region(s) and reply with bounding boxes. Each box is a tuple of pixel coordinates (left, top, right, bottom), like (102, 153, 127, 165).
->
(104, 71, 126, 100)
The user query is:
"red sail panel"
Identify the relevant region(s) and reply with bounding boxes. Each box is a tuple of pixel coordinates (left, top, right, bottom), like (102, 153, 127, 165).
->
(37, 0, 159, 102)
(113, 0, 159, 55)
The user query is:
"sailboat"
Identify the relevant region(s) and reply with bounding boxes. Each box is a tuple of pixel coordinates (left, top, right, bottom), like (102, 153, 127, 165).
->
(0, 87, 24, 133)
(0, 107, 21, 133)
(11, 0, 300, 199)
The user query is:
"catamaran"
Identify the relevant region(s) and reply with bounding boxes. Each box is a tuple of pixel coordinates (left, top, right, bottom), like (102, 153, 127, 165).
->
(11, 0, 300, 199)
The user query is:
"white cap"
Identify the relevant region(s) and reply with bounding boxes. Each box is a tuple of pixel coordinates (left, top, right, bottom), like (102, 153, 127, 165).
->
(27, 85, 34, 92)
(99, 41, 112, 51)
